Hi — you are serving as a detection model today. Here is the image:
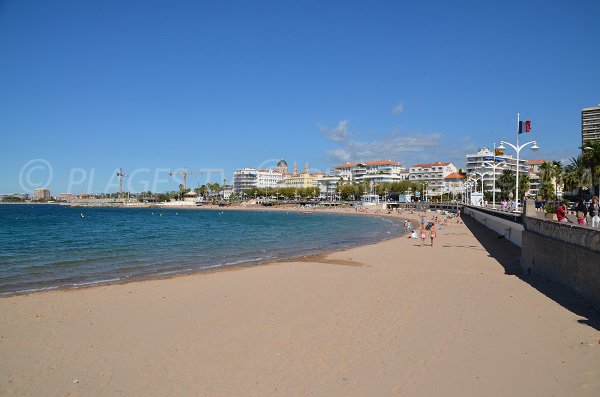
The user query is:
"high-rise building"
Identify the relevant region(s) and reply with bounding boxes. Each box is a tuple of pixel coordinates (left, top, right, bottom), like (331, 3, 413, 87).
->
(33, 188, 51, 201)
(582, 104, 600, 145)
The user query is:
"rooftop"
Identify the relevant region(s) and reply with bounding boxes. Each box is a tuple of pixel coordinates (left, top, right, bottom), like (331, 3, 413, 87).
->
(444, 172, 465, 179)
(411, 161, 451, 168)
(334, 160, 402, 169)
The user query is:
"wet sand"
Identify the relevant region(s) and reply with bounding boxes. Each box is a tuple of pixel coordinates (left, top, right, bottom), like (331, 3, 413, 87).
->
(1, 210, 599, 396)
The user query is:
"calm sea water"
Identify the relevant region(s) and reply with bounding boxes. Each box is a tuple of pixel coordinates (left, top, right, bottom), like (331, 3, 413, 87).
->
(0, 205, 403, 295)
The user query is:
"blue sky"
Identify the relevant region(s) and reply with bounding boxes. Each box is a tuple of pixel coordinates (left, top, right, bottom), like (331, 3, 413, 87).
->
(1, 0, 599, 194)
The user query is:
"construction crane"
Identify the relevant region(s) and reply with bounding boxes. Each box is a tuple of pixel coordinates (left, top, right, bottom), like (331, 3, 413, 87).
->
(116, 167, 128, 196)
(169, 167, 220, 190)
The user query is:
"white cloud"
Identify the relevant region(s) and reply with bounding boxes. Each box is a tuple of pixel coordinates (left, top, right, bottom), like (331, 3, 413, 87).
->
(320, 120, 479, 168)
(391, 102, 405, 114)
(319, 120, 351, 142)
(323, 120, 443, 164)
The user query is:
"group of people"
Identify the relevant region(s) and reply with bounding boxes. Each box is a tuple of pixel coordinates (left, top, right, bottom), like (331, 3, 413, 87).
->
(555, 196, 600, 227)
(407, 216, 437, 246)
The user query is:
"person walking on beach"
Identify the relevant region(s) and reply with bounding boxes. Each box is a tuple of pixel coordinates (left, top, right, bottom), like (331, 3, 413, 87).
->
(589, 196, 600, 228)
(420, 227, 427, 246)
(429, 224, 437, 246)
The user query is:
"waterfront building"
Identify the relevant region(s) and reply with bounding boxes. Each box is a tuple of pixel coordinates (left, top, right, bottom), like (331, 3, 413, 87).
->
(582, 104, 600, 145)
(280, 163, 318, 189)
(33, 188, 51, 201)
(409, 162, 458, 197)
(57, 193, 76, 201)
(332, 160, 407, 184)
(465, 147, 528, 193)
(443, 173, 465, 197)
(232, 168, 283, 193)
(315, 174, 339, 199)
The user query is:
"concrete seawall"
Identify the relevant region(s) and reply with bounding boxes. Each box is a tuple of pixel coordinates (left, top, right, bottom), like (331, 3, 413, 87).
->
(521, 202, 600, 308)
(463, 202, 600, 308)
(462, 206, 523, 247)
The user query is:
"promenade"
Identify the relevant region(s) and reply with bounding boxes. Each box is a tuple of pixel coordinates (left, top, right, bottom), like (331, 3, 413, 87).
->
(1, 210, 599, 396)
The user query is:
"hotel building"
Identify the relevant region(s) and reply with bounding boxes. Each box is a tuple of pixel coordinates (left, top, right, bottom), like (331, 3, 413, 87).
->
(582, 104, 600, 145)
(465, 147, 528, 193)
(232, 168, 283, 193)
(409, 162, 458, 196)
(279, 162, 319, 189)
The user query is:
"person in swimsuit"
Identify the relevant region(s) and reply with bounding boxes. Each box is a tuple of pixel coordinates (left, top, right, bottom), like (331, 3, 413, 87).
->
(420, 227, 427, 246)
(430, 224, 437, 246)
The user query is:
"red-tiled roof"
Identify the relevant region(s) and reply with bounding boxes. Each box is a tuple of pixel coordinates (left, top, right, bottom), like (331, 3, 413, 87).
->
(526, 159, 546, 165)
(444, 172, 465, 179)
(334, 160, 402, 168)
(411, 161, 451, 168)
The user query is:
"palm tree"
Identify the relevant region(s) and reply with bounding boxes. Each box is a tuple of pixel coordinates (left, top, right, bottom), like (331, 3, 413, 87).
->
(581, 141, 600, 195)
(550, 160, 563, 198)
(564, 155, 590, 196)
(497, 169, 515, 199)
(539, 161, 553, 185)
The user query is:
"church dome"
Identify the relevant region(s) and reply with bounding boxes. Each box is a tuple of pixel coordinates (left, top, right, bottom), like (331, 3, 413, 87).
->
(277, 159, 288, 167)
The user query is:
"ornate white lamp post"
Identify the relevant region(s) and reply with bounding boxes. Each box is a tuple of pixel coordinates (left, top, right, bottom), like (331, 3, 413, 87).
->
(497, 139, 539, 212)
(482, 151, 507, 209)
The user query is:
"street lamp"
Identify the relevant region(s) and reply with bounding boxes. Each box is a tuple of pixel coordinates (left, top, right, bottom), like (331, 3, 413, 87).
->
(498, 135, 539, 212)
(482, 154, 507, 209)
(474, 169, 492, 202)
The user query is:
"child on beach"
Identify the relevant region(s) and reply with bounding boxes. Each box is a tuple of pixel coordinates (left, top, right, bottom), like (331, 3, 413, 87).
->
(410, 230, 417, 239)
(420, 227, 427, 246)
(429, 224, 437, 246)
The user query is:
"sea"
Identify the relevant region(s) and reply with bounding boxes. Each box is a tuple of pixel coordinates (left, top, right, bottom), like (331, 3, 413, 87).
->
(0, 204, 404, 296)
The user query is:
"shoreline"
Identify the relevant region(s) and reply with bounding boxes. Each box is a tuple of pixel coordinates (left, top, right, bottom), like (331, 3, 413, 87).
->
(0, 206, 413, 298)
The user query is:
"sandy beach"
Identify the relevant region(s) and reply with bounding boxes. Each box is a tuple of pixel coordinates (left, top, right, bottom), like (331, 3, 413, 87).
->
(1, 210, 599, 396)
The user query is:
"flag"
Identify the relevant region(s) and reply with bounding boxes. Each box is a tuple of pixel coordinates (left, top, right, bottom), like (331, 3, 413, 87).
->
(494, 148, 504, 156)
(518, 120, 532, 134)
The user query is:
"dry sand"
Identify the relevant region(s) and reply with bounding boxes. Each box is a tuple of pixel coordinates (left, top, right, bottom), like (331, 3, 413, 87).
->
(1, 210, 599, 396)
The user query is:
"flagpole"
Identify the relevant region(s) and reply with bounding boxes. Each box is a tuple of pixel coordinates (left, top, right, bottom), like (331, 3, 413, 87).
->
(513, 113, 520, 211)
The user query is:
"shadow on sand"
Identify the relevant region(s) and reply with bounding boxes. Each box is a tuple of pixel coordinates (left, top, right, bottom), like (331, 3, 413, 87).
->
(462, 215, 600, 331)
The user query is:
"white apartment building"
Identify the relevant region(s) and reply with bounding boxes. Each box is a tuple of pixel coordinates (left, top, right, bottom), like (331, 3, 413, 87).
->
(332, 160, 408, 184)
(465, 147, 528, 193)
(409, 162, 458, 196)
(232, 168, 283, 193)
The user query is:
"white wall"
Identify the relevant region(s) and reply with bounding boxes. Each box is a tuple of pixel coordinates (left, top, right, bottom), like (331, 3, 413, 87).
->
(463, 207, 524, 247)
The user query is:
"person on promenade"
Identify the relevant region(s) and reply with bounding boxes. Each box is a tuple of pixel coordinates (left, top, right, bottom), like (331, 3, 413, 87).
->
(429, 224, 437, 246)
(420, 227, 427, 246)
(575, 199, 587, 225)
(556, 202, 568, 222)
(589, 196, 600, 228)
